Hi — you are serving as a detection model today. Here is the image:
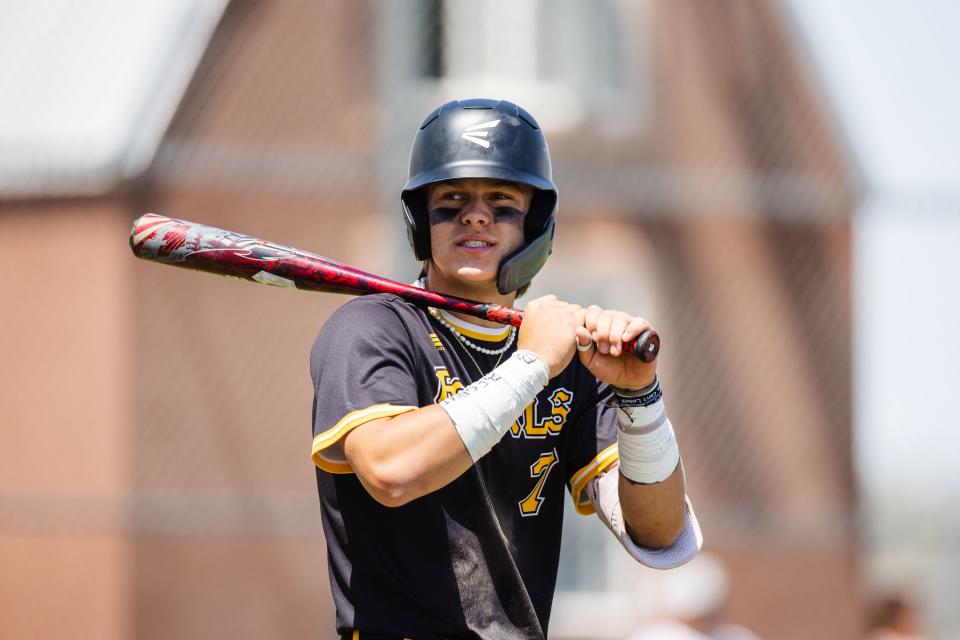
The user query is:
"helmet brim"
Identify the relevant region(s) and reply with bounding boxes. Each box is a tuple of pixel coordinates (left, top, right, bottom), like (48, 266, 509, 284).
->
(402, 161, 557, 196)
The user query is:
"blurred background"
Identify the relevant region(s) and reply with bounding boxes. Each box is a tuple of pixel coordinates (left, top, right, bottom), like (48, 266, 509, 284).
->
(1, 1, 957, 638)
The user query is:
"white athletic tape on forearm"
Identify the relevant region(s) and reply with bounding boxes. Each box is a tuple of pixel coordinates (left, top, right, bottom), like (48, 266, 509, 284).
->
(588, 468, 703, 569)
(615, 395, 680, 484)
(439, 350, 549, 462)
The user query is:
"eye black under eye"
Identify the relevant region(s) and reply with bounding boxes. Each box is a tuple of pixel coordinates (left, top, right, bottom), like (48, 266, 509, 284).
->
(493, 206, 523, 222)
(429, 207, 461, 225)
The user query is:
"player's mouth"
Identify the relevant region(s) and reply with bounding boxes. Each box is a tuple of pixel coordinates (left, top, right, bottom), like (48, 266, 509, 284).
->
(455, 237, 496, 253)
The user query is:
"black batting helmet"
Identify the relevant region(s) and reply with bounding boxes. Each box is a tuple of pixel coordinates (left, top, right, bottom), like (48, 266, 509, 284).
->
(401, 98, 558, 294)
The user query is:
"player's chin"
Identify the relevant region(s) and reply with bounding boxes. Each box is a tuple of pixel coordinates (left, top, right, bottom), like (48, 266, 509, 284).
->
(454, 265, 497, 284)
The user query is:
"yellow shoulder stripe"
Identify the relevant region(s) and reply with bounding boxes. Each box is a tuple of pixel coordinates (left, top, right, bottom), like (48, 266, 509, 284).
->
(312, 403, 417, 474)
(568, 443, 620, 515)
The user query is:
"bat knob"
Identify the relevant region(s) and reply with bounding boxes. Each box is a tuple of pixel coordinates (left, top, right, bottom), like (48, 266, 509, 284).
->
(630, 329, 660, 363)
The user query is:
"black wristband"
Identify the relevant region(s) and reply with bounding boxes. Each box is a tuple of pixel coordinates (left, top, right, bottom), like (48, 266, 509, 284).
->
(613, 376, 662, 407)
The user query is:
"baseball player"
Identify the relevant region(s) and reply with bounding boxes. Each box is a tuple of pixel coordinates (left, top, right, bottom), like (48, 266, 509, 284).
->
(311, 98, 702, 640)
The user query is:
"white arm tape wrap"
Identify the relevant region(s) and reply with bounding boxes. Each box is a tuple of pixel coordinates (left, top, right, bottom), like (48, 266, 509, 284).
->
(588, 467, 703, 569)
(616, 397, 680, 484)
(439, 350, 549, 462)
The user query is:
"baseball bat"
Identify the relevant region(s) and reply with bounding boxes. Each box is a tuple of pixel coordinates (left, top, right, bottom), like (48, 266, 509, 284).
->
(129, 213, 659, 362)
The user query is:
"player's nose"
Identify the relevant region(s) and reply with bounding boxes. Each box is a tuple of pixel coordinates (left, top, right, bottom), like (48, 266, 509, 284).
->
(460, 200, 492, 226)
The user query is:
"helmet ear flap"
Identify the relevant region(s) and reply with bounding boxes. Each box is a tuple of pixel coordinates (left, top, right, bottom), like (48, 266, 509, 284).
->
(402, 190, 432, 260)
(524, 190, 557, 241)
(497, 217, 555, 295)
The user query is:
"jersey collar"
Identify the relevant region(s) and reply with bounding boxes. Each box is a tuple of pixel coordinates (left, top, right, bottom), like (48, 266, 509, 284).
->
(414, 277, 513, 342)
(434, 308, 512, 342)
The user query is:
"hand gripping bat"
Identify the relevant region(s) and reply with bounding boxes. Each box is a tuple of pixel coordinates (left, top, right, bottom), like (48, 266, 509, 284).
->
(129, 214, 660, 362)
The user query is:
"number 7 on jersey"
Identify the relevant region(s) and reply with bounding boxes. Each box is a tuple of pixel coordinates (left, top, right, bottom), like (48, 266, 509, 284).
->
(518, 449, 559, 516)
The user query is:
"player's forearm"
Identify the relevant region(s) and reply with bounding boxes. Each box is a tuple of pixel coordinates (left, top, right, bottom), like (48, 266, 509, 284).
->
(343, 350, 550, 507)
(612, 375, 686, 548)
(343, 406, 474, 507)
(618, 462, 686, 549)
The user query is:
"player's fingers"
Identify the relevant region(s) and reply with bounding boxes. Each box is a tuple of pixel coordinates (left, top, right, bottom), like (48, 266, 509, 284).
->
(595, 310, 614, 354)
(608, 313, 630, 356)
(575, 326, 593, 352)
(571, 305, 586, 327)
(583, 305, 602, 334)
(622, 316, 653, 342)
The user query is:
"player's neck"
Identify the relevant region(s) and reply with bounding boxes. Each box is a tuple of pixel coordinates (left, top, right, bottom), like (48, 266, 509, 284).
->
(424, 270, 516, 328)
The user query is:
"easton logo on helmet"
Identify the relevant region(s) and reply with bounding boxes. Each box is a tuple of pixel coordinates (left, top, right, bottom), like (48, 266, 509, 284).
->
(461, 119, 501, 148)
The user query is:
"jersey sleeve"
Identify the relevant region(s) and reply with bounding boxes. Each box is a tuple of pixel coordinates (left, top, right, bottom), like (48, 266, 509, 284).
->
(310, 297, 420, 474)
(563, 375, 621, 515)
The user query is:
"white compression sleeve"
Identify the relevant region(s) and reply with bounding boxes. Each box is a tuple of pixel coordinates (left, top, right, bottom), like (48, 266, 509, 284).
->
(439, 350, 549, 461)
(614, 377, 680, 484)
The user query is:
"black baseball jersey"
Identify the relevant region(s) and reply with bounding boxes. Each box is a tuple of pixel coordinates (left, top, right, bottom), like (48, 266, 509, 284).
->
(311, 294, 621, 639)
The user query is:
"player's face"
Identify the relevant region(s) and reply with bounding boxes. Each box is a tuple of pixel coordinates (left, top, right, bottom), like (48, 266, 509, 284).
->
(425, 178, 533, 293)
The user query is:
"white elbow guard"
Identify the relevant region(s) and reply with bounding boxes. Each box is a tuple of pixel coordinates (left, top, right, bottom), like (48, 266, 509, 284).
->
(588, 467, 703, 569)
(439, 350, 549, 461)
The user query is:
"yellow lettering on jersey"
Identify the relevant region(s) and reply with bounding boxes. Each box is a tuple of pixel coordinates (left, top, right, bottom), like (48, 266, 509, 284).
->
(433, 367, 464, 403)
(429, 332, 445, 351)
(509, 388, 574, 438)
(546, 388, 572, 429)
(519, 449, 559, 516)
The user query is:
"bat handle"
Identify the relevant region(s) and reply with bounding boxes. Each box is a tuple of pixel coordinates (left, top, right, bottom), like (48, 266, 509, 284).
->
(486, 305, 659, 362)
(624, 329, 660, 363)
